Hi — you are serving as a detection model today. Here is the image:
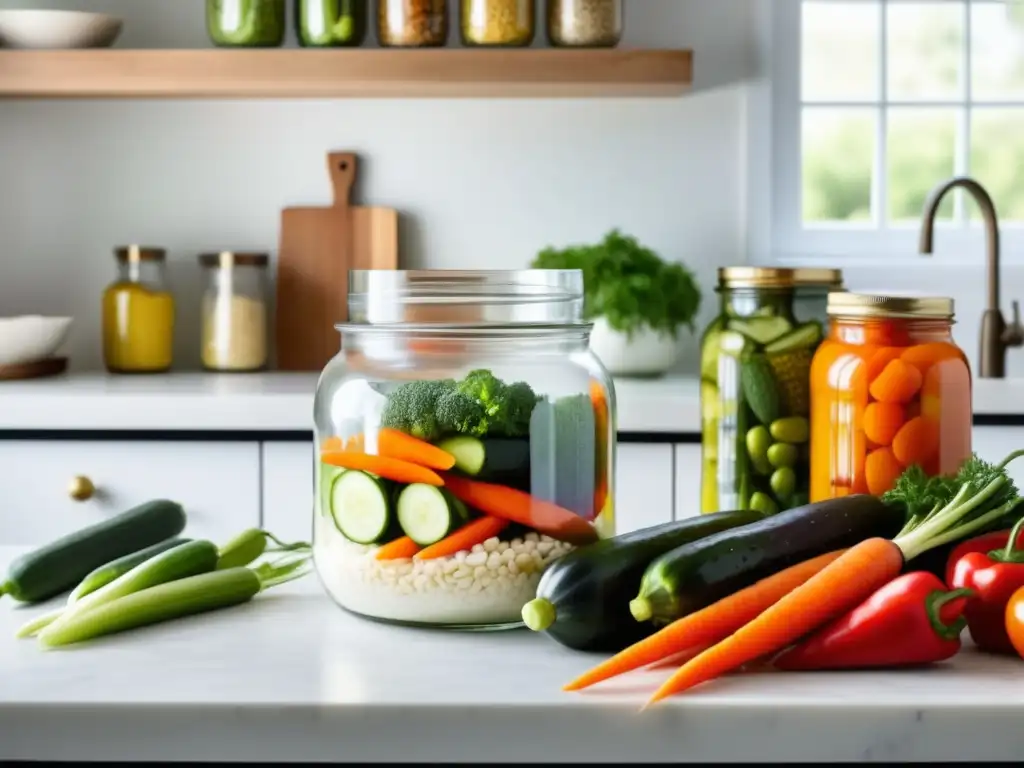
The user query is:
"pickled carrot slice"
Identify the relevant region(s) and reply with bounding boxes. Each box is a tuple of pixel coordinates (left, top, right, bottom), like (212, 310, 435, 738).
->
(865, 347, 905, 383)
(863, 402, 905, 447)
(868, 359, 923, 404)
(865, 446, 904, 496)
(892, 416, 940, 468)
(901, 342, 963, 377)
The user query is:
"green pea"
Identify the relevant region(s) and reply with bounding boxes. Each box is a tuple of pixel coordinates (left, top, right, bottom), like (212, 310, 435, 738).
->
(770, 416, 809, 444)
(745, 425, 773, 475)
(767, 442, 798, 468)
(770, 467, 797, 500)
(750, 491, 779, 517)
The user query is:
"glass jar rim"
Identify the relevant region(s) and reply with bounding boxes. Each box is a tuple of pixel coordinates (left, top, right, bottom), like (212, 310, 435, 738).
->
(198, 251, 269, 268)
(115, 245, 165, 263)
(827, 292, 955, 321)
(335, 321, 593, 338)
(717, 266, 843, 290)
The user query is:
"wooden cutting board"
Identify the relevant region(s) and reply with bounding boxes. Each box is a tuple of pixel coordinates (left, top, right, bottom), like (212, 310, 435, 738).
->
(275, 151, 399, 371)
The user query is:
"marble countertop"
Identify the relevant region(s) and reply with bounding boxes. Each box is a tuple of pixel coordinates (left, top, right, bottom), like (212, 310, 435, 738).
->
(1, 546, 1023, 763)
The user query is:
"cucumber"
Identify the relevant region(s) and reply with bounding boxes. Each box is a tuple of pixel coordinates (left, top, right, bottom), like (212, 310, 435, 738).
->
(68, 536, 192, 604)
(630, 495, 904, 626)
(728, 316, 793, 346)
(318, 463, 345, 517)
(764, 321, 822, 355)
(329, 470, 395, 545)
(521, 508, 765, 652)
(437, 435, 532, 489)
(0, 499, 187, 604)
(396, 484, 470, 546)
(740, 354, 782, 425)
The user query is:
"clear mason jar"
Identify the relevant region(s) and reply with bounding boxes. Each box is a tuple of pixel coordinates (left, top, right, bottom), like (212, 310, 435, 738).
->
(699, 267, 844, 516)
(547, 0, 622, 47)
(206, 0, 286, 47)
(296, 0, 368, 47)
(460, 0, 535, 47)
(199, 251, 270, 373)
(102, 245, 176, 375)
(810, 293, 972, 501)
(313, 269, 615, 630)
(378, 0, 448, 47)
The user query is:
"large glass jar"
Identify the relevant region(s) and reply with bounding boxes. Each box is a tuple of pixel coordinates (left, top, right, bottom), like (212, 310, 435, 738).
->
(199, 251, 270, 373)
(102, 246, 176, 374)
(296, 0, 368, 47)
(699, 267, 844, 516)
(547, 0, 622, 48)
(313, 270, 615, 630)
(460, 0, 535, 47)
(809, 293, 972, 501)
(206, 0, 285, 47)
(378, 0, 448, 47)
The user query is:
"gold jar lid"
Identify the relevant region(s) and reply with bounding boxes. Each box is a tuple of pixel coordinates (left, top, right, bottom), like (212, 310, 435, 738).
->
(718, 267, 844, 289)
(115, 245, 166, 263)
(198, 251, 269, 268)
(827, 292, 955, 320)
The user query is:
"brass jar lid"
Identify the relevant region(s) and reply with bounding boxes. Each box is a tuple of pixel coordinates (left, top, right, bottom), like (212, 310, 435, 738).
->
(827, 292, 955, 320)
(718, 267, 844, 289)
(115, 245, 166, 263)
(198, 251, 269, 268)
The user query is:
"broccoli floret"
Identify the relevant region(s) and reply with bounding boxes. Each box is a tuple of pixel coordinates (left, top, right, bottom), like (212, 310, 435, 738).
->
(456, 369, 539, 438)
(379, 379, 456, 442)
(435, 390, 488, 437)
(456, 370, 506, 417)
(501, 381, 540, 437)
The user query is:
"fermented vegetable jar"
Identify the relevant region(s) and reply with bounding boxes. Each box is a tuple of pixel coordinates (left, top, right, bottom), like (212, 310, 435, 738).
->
(378, 0, 448, 47)
(296, 0, 367, 47)
(206, 0, 286, 47)
(547, 0, 623, 47)
(699, 267, 844, 516)
(460, 0, 535, 47)
(102, 246, 176, 374)
(199, 251, 269, 373)
(809, 293, 972, 501)
(313, 270, 615, 630)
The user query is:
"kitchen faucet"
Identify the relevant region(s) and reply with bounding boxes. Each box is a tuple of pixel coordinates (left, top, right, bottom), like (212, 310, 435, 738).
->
(919, 176, 1024, 379)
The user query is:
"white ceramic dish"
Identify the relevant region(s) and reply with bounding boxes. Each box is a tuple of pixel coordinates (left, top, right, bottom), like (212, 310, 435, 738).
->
(0, 10, 123, 49)
(0, 316, 72, 366)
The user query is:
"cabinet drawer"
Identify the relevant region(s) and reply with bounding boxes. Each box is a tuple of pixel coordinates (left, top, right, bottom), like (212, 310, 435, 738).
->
(674, 443, 702, 519)
(0, 441, 260, 547)
(262, 442, 315, 544)
(615, 444, 674, 534)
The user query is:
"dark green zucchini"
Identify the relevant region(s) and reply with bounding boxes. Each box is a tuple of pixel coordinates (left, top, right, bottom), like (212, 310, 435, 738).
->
(437, 436, 531, 490)
(0, 499, 187, 604)
(520, 508, 765, 652)
(630, 495, 903, 626)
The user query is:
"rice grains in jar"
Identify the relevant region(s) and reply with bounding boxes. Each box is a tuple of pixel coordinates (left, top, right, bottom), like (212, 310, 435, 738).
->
(378, 0, 448, 47)
(547, 0, 622, 47)
(199, 251, 269, 373)
(809, 293, 972, 501)
(313, 270, 614, 629)
(461, 0, 535, 47)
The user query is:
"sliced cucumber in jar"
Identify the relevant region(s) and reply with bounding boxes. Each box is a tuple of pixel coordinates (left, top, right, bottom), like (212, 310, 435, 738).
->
(728, 316, 793, 346)
(764, 321, 822, 355)
(330, 470, 394, 545)
(396, 484, 470, 547)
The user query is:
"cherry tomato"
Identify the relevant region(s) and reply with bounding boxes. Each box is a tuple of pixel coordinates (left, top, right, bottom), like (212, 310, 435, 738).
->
(1004, 585, 1024, 660)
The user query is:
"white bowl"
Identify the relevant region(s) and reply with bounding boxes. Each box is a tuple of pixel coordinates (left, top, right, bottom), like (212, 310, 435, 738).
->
(0, 10, 123, 49)
(0, 316, 72, 366)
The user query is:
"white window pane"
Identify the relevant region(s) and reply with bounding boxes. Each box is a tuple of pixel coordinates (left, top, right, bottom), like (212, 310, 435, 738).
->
(888, 108, 958, 223)
(970, 108, 1024, 221)
(887, 2, 965, 101)
(802, 108, 876, 223)
(972, 3, 1024, 101)
(802, 1, 880, 102)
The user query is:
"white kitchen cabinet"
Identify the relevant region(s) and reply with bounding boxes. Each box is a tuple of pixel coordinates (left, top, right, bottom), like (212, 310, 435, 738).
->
(614, 444, 674, 533)
(674, 443, 702, 519)
(0, 441, 260, 547)
(972, 427, 1024, 490)
(262, 442, 315, 544)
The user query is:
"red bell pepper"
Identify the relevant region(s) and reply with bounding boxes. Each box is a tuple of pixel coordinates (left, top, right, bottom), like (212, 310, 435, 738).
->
(944, 526, 1024, 587)
(950, 516, 1024, 655)
(773, 572, 972, 671)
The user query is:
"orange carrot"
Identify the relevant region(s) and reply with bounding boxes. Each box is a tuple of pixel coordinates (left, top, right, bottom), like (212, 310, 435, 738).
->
(862, 401, 904, 446)
(320, 451, 444, 486)
(644, 538, 904, 706)
(375, 536, 422, 561)
(413, 516, 509, 560)
(901, 342, 962, 376)
(590, 380, 610, 517)
(321, 436, 344, 452)
(865, 446, 903, 496)
(644, 645, 711, 671)
(440, 473, 599, 546)
(892, 416, 939, 468)
(562, 549, 847, 692)
(868, 359, 922, 404)
(376, 428, 456, 470)
(864, 346, 904, 382)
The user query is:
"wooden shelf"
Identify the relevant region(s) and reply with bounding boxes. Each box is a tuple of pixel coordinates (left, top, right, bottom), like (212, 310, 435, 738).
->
(0, 48, 692, 99)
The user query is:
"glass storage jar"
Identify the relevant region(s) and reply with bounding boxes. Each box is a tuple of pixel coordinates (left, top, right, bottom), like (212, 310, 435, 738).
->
(809, 293, 972, 502)
(102, 246, 176, 374)
(699, 267, 844, 516)
(313, 269, 615, 630)
(378, 0, 448, 47)
(207, 0, 285, 47)
(296, 0, 367, 47)
(460, 0, 535, 47)
(547, 0, 622, 47)
(199, 251, 270, 373)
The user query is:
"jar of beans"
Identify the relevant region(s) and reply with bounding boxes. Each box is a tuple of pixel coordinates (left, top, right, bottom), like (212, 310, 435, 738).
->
(547, 0, 622, 48)
(378, 0, 449, 47)
(461, 0, 535, 47)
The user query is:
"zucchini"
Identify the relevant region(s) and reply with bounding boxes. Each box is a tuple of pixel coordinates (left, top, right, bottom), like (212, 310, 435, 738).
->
(396, 484, 470, 546)
(0, 499, 187, 604)
(437, 436, 531, 489)
(521, 508, 766, 652)
(68, 536, 192, 604)
(630, 495, 904, 626)
(329, 470, 396, 545)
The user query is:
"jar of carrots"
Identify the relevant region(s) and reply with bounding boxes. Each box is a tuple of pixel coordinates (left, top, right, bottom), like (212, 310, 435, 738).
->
(809, 293, 972, 501)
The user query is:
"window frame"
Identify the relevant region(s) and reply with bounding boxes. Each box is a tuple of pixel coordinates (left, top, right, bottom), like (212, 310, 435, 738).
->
(761, 0, 1024, 267)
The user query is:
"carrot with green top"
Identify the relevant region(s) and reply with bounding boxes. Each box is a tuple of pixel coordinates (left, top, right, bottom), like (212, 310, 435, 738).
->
(414, 516, 509, 561)
(320, 451, 444, 487)
(375, 536, 422, 561)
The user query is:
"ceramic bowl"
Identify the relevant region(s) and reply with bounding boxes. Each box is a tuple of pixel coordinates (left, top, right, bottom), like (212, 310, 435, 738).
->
(0, 10, 123, 49)
(0, 316, 72, 366)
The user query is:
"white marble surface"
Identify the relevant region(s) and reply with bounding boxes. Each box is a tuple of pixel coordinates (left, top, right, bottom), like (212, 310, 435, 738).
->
(1, 546, 1023, 763)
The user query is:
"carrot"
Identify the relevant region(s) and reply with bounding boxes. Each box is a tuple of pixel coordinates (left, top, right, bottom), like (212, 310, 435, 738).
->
(590, 380, 610, 516)
(868, 359, 922, 404)
(440, 473, 599, 546)
(562, 549, 847, 692)
(865, 446, 903, 496)
(376, 428, 456, 470)
(862, 401, 904, 446)
(320, 451, 444, 486)
(901, 342, 962, 376)
(643, 645, 711, 671)
(864, 346, 904, 382)
(413, 516, 509, 560)
(321, 436, 344, 452)
(645, 538, 904, 706)
(375, 536, 422, 561)
(892, 416, 939, 468)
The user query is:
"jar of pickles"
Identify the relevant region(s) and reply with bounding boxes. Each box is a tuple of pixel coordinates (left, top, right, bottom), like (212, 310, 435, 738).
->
(699, 267, 844, 516)
(809, 293, 972, 501)
(460, 0, 535, 47)
(102, 246, 176, 374)
(378, 0, 448, 47)
(296, 0, 368, 47)
(206, 0, 286, 47)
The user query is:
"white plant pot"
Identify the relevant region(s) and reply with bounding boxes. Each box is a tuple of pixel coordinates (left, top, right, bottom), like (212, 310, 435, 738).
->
(588, 317, 680, 378)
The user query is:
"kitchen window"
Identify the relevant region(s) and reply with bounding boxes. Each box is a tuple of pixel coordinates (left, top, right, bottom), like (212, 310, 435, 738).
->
(765, 0, 1024, 262)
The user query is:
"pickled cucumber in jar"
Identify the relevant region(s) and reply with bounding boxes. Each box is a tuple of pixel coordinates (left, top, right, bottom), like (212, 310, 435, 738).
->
(207, 0, 286, 47)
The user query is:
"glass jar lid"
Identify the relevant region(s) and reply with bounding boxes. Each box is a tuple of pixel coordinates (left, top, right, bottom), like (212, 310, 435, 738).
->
(115, 245, 166, 263)
(827, 292, 955, 321)
(343, 269, 588, 332)
(718, 267, 844, 289)
(198, 251, 269, 268)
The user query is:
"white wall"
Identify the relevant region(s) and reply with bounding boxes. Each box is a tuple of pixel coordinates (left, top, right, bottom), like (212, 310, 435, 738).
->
(0, 0, 755, 372)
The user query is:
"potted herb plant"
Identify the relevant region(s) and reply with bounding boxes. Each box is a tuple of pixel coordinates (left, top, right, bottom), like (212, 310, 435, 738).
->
(531, 230, 702, 377)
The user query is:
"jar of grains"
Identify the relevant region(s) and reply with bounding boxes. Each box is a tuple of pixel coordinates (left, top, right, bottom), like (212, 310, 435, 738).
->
(461, 0, 535, 47)
(378, 0, 448, 47)
(547, 0, 622, 47)
(199, 251, 270, 373)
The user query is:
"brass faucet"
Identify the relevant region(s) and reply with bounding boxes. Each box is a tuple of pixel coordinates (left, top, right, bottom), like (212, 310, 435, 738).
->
(919, 176, 1024, 379)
